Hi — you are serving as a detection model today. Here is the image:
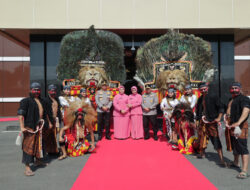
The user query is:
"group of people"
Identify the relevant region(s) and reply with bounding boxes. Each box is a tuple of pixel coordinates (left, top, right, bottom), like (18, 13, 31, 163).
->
(189, 82, 249, 179)
(18, 83, 96, 176)
(97, 83, 159, 141)
(18, 80, 250, 179)
(159, 82, 250, 179)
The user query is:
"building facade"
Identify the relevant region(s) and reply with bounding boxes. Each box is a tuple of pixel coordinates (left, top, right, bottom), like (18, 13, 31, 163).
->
(0, 0, 250, 116)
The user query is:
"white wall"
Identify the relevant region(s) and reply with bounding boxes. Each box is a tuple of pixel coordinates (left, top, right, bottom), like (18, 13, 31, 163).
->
(0, 0, 249, 29)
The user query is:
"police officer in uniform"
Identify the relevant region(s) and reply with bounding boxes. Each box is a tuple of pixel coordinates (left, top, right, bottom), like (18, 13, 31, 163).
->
(95, 82, 113, 140)
(142, 85, 159, 140)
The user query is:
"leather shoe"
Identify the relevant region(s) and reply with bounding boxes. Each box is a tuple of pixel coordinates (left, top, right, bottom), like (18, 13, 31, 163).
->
(154, 136, 158, 141)
(144, 135, 150, 140)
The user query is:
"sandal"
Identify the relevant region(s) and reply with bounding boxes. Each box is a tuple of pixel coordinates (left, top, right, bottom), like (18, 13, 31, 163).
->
(171, 144, 178, 150)
(227, 162, 240, 168)
(88, 146, 96, 153)
(24, 170, 35, 176)
(58, 155, 67, 160)
(237, 171, 249, 179)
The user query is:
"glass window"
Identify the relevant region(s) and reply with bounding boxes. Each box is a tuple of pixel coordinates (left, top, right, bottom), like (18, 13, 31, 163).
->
(30, 42, 45, 97)
(220, 39, 234, 104)
(46, 42, 62, 95)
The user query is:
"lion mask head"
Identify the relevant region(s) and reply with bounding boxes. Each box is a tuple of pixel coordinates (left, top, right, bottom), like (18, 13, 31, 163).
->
(156, 69, 188, 95)
(78, 66, 109, 88)
(64, 99, 97, 128)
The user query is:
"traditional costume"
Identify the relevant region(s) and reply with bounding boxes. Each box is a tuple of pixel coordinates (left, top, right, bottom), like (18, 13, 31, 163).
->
(128, 86, 144, 139)
(180, 84, 197, 112)
(172, 103, 197, 154)
(17, 82, 47, 175)
(160, 88, 179, 139)
(113, 86, 130, 139)
(59, 85, 78, 118)
(79, 88, 91, 105)
(43, 84, 62, 154)
(59, 100, 97, 158)
(142, 85, 159, 140)
(195, 83, 224, 156)
(225, 82, 250, 179)
(225, 82, 250, 155)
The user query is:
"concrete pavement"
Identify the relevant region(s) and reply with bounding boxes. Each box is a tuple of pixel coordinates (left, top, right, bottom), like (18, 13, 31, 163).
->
(0, 120, 249, 190)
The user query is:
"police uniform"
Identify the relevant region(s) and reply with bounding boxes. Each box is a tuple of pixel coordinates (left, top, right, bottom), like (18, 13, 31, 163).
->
(142, 87, 159, 140)
(95, 86, 113, 140)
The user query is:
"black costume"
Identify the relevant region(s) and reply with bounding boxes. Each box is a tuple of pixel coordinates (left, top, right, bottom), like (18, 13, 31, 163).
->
(43, 96, 62, 154)
(196, 94, 224, 122)
(196, 93, 224, 151)
(229, 94, 250, 155)
(17, 96, 47, 164)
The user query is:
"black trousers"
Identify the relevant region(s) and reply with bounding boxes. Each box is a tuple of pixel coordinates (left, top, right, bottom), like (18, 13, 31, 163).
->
(97, 112, 110, 136)
(143, 115, 158, 136)
(22, 151, 34, 165)
(22, 139, 46, 165)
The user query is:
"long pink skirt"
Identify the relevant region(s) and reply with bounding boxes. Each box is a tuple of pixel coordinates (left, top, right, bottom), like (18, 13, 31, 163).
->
(113, 116, 130, 139)
(130, 115, 144, 139)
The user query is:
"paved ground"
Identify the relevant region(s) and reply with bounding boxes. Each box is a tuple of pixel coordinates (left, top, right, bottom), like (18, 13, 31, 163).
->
(0, 119, 249, 190)
(185, 127, 250, 190)
(0, 121, 91, 190)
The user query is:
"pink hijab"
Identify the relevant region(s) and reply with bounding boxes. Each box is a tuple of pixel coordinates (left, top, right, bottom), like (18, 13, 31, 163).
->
(131, 86, 137, 91)
(119, 85, 125, 94)
(119, 85, 125, 90)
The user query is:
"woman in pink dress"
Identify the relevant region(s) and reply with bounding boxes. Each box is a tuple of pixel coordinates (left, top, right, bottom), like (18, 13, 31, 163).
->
(113, 86, 130, 139)
(128, 86, 144, 139)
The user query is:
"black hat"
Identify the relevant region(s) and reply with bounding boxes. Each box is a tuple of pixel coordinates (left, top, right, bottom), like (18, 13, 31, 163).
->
(30, 82, 41, 89)
(80, 88, 86, 93)
(199, 82, 208, 88)
(185, 84, 192, 90)
(168, 88, 175, 93)
(231, 82, 241, 88)
(63, 85, 71, 90)
(48, 84, 57, 91)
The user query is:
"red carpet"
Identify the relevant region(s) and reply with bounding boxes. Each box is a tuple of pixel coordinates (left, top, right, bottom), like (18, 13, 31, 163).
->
(0, 117, 18, 122)
(72, 136, 217, 190)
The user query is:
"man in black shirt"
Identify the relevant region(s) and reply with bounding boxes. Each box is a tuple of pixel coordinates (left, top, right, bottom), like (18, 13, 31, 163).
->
(44, 84, 62, 155)
(17, 82, 48, 176)
(196, 82, 226, 166)
(226, 82, 250, 179)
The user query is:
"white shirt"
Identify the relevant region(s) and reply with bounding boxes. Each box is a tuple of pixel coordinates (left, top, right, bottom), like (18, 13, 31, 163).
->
(160, 98, 179, 118)
(180, 94, 197, 109)
(59, 96, 78, 117)
(59, 96, 78, 107)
